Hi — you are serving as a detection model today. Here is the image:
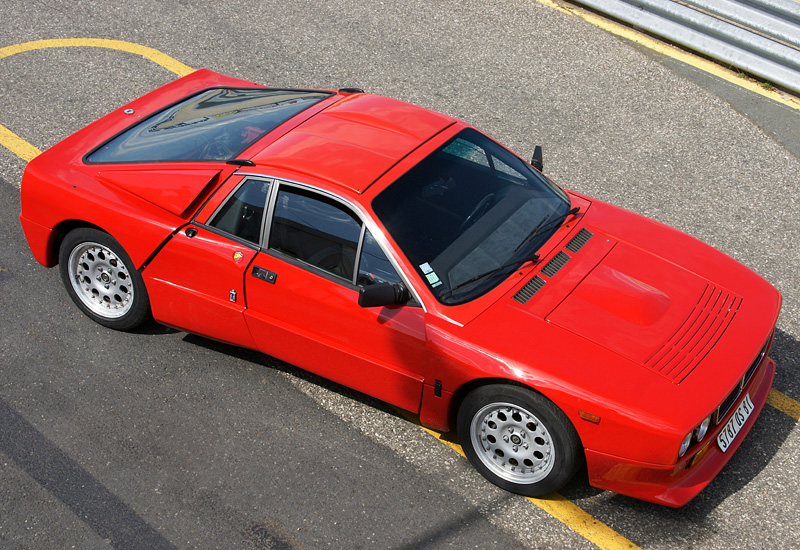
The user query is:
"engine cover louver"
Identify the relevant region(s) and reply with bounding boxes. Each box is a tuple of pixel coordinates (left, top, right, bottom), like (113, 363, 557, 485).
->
(566, 228, 593, 253)
(541, 251, 570, 278)
(513, 275, 546, 304)
(513, 226, 593, 304)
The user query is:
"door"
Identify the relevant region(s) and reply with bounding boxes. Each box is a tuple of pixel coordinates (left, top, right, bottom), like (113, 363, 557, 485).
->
(243, 183, 428, 412)
(143, 177, 272, 348)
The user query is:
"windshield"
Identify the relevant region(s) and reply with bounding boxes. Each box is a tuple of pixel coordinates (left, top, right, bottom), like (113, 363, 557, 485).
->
(372, 128, 570, 305)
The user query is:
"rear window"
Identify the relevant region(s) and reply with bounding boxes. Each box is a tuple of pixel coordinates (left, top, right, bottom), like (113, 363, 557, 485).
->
(86, 87, 331, 164)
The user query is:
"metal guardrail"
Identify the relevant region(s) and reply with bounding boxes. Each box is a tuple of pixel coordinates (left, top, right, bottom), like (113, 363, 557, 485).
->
(570, 0, 800, 95)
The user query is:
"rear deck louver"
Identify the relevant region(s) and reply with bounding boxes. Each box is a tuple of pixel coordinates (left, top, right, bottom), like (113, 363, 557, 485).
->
(565, 228, 593, 253)
(541, 251, 570, 278)
(513, 276, 545, 304)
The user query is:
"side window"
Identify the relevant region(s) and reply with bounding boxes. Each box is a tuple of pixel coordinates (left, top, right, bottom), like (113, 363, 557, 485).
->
(209, 178, 271, 244)
(269, 187, 362, 280)
(442, 137, 489, 167)
(491, 154, 527, 183)
(357, 230, 403, 286)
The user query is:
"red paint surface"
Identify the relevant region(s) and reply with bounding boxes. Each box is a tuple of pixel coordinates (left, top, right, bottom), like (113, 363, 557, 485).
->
(19, 69, 782, 506)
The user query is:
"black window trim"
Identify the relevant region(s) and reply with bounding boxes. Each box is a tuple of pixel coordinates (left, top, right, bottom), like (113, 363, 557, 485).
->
(192, 171, 423, 308)
(191, 174, 424, 309)
(191, 176, 265, 250)
(265, 178, 425, 309)
(203, 176, 274, 246)
(195, 223, 262, 251)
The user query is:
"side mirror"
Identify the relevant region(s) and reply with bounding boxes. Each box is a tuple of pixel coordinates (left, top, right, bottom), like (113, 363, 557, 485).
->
(531, 145, 543, 172)
(358, 282, 410, 308)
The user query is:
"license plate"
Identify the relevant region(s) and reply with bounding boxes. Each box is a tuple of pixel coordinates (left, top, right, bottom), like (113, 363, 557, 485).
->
(717, 393, 754, 453)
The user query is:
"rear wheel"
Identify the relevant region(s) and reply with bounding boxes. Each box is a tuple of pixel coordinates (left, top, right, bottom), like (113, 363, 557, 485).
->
(58, 228, 150, 330)
(457, 384, 581, 496)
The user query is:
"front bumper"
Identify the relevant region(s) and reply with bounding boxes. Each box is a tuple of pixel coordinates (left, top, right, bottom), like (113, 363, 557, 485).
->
(584, 354, 776, 507)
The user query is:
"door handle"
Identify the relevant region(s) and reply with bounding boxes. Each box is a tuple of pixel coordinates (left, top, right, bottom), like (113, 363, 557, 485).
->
(251, 265, 277, 284)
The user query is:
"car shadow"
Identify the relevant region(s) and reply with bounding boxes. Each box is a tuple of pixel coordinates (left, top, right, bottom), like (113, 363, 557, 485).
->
(179, 332, 404, 419)
(129, 320, 180, 336)
(559, 326, 799, 546)
(770, 328, 800, 405)
(0, 397, 177, 550)
(177, 324, 797, 527)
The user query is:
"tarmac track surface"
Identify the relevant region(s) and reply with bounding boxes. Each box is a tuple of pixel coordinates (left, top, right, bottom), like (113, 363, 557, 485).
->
(1, 1, 798, 549)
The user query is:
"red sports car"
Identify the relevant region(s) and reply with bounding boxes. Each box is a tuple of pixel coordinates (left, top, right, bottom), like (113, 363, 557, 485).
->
(19, 70, 781, 506)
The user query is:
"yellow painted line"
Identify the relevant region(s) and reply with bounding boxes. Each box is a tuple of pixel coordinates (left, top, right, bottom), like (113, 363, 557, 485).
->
(526, 2, 800, 423)
(0, 33, 794, 550)
(768, 389, 800, 421)
(0, 38, 193, 76)
(0, 39, 194, 163)
(534, 0, 800, 111)
(404, 387, 800, 547)
(401, 412, 643, 550)
(0, 124, 41, 162)
(534, 493, 643, 550)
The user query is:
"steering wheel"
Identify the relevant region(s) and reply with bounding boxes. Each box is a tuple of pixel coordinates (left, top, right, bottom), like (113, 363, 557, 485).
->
(459, 194, 495, 232)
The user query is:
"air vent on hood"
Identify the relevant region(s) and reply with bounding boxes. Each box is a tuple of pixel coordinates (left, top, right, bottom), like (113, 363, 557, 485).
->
(541, 251, 570, 278)
(645, 284, 741, 382)
(513, 276, 545, 304)
(566, 228, 593, 253)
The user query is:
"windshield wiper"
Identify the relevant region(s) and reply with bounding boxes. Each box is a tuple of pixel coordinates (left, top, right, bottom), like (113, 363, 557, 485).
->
(513, 205, 580, 255)
(438, 254, 541, 300)
(438, 205, 579, 302)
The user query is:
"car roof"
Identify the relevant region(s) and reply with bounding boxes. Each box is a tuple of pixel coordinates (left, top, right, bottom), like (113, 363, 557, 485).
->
(250, 93, 455, 194)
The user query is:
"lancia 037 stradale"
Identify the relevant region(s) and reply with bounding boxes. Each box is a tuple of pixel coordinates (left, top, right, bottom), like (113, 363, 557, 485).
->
(20, 70, 781, 506)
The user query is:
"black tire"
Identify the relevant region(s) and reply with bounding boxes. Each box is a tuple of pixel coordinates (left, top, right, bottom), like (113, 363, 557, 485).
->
(457, 384, 581, 496)
(58, 228, 151, 331)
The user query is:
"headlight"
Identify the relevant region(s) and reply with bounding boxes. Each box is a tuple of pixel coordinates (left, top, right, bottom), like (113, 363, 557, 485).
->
(678, 432, 693, 458)
(695, 416, 712, 442)
(679, 415, 714, 458)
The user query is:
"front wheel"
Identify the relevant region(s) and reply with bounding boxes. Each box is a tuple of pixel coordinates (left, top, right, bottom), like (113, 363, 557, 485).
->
(457, 384, 581, 496)
(58, 228, 151, 331)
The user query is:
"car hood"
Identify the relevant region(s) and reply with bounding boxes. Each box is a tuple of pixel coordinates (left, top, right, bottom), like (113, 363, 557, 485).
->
(457, 197, 771, 392)
(545, 240, 739, 383)
(426, 196, 780, 464)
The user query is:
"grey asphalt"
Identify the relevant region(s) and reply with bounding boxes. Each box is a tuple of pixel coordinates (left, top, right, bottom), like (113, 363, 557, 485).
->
(1, 1, 798, 549)
(640, 45, 800, 160)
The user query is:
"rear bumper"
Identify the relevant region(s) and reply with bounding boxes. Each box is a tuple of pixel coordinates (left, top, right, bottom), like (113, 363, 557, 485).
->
(20, 214, 56, 267)
(585, 355, 775, 507)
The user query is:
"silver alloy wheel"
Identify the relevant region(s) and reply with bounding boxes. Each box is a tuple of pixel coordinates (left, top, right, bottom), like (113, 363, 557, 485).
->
(470, 401, 555, 484)
(67, 241, 134, 319)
